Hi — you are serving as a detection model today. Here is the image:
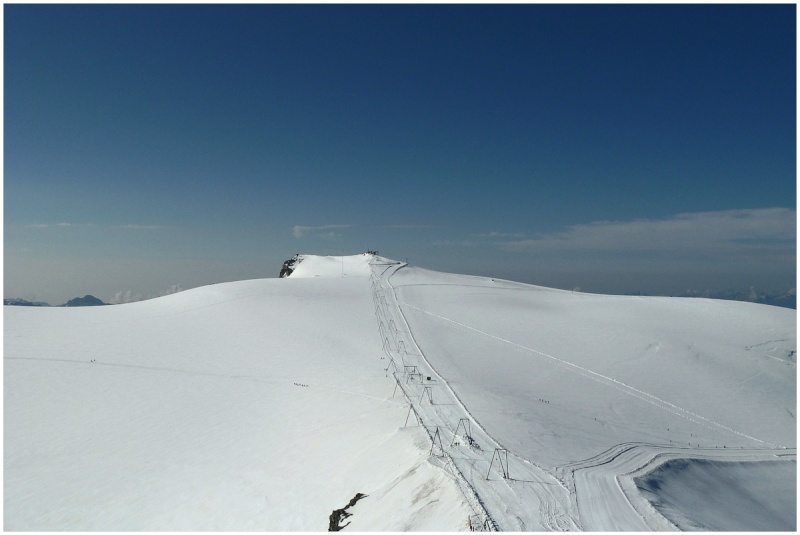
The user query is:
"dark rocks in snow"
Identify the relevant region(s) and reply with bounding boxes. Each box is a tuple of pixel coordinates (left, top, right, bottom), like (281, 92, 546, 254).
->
(328, 493, 367, 531)
(280, 254, 302, 278)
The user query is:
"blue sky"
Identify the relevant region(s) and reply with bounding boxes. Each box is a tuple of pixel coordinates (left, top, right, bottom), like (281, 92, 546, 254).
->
(5, 4, 796, 304)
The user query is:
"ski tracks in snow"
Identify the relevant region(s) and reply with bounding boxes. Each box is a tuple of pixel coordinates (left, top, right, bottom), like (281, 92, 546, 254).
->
(369, 261, 580, 531)
(396, 299, 780, 450)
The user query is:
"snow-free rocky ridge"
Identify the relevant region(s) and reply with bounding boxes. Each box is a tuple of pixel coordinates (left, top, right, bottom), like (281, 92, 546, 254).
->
(5, 254, 796, 530)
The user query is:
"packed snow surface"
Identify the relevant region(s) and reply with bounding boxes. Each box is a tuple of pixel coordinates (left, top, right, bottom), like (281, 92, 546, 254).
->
(5, 254, 796, 531)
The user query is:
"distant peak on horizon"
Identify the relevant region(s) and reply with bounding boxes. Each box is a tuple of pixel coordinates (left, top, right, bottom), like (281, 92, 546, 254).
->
(4, 294, 110, 307)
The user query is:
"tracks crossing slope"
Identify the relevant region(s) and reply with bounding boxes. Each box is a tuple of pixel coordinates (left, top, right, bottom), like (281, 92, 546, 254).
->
(369, 259, 795, 531)
(370, 260, 580, 531)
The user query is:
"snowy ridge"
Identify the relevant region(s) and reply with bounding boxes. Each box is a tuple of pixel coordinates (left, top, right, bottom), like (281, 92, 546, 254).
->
(288, 253, 374, 278)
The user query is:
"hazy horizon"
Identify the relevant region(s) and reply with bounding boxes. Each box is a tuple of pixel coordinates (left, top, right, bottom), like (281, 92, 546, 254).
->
(4, 249, 796, 307)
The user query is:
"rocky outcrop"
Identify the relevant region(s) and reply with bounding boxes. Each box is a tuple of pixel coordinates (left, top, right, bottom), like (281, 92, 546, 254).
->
(328, 493, 367, 531)
(280, 254, 302, 278)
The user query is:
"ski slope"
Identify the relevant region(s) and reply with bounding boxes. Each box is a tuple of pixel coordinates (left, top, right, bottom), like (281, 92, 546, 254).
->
(376, 261, 795, 531)
(5, 254, 796, 530)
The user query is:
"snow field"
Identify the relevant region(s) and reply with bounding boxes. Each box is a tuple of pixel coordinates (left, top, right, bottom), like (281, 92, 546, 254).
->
(6, 254, 795, 531)
(5, 259, 473, 530)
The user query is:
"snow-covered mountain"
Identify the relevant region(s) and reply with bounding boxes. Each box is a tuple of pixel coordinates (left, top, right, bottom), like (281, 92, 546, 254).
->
(5, 254, 796, 530)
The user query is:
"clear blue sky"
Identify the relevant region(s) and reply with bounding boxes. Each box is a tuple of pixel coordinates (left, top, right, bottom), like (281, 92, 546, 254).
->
(5, 4, 796, 304)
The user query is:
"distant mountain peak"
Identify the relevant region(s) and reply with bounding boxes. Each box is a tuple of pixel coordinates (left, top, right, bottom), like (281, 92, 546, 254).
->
(62, 295, 108, 307)
(3, 298, 50, 307)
